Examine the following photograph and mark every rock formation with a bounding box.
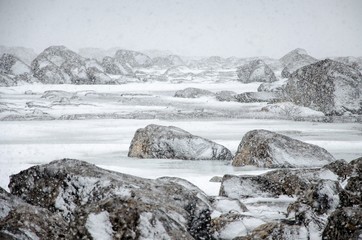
[128,124,233,160]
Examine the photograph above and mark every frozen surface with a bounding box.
[0,83,362,195]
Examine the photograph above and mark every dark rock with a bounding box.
[284,59,362,115]
[0,187,68,239]
[232,129,335,168]
[9,159,214,239]
[322,207,362,240]
[174,87,215,98]
[236,59,277,83]
[323,159,353,180]
[128,124,233,160]
[209,176,223,182]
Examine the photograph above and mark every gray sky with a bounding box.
[0,0,361,58]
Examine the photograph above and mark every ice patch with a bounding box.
[85,211,114,240]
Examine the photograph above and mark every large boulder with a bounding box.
[114,49,152,68]
[284,59,362,115]
[0,53,34,85]
[236,59,277,83]
[279,48,318,78]
[174,87,215,98]
[8,159,214,239]
[232,129,335,168]
[128,124,233,160]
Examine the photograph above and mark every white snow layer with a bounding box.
[85,211,114,240]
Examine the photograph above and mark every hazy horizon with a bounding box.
[1,0,361,59]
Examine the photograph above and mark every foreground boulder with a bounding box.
[284,59,362,115]
[128,124,233,160]
[8,159,214,239]
[232,129,335,168]
[237,59,277,83]
[0,187,68,239]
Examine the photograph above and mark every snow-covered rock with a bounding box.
[322,207,362,240]
[257,79,288,92]
[0,53,34,85]
[261,102,325,119]
[174,87,215,98]
[101,56,133,75]
[128,124,233,160]
[152,55,185,68]
[280,48,318,78]
[235,92,284,103]
[333,56,362,72]
[236,59,277,83]
[0,45,37,65]
[9,159,214,239]
[215,91,237,102]
[0,187,68,239]
[32,46,115,84]
[0,72,16,87]
[114,49,152,68]
[232,129,335,168]
[284,59,362,115]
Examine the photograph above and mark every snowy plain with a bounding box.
[1,82,362,197]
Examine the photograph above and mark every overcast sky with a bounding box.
[0,0,361,58]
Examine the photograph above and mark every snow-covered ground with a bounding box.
[1,82,362,196]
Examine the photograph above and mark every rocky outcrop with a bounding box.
[257,79,288,92]
[232,129,335,168]
[101,56,133,75]
[0,53,34,85]
[174,87,215,98]
[333,56,362,72]
[31,46,115,84]
[236,59,277,83]
[114,49,152,68]
[284,59,362,115]
[8,159,214,239]
[128,124,233,160]
[280,48,318,78]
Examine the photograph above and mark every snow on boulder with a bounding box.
[235,92,284,103]
[261,102,325,119]
[322,207,362,240]
[101,56,133,75]
[257,79,288,92]
[232,129,335,168]
[128,124,233,160]
[9,159,214,239]
[284,59,362,115]
[174,87,215,98]
[114,49,153,68]
[236,59,277,83]
[279,48,318,78]
[0,187,68,239]
[0,53,34,85]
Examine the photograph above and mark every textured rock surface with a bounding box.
[114,49,152,68]
[322,207,362,240]
[232,129,335,168]
[280,48,318,78]
[174,87,215,98]
[284,59,362,115]
[128,124,233,160]
[235,92,284,103]
[0,187,69,239]
[8,159,214,239]
[236,59,277,83]
[215,91,237,102]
